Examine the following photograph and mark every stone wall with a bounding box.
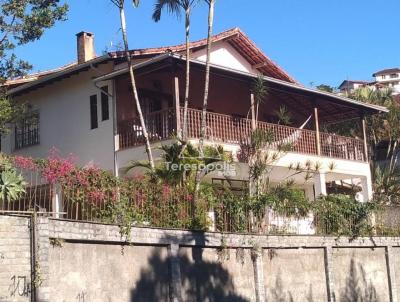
[49,243,170,301]
[2,215,400,301]
[332,247,389,301]
[0,216,31,302]
[263,248,328,301]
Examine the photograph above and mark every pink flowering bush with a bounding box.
[41,156,75,184]
[13,156,37,170]
[5,152,214,230]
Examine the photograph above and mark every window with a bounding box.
[390,73,398,79]
[101,86,109,121]
[90,95,98,129]
[382,75,386,80]
[15,111,40,149]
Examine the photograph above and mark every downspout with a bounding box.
[111,80,118,177]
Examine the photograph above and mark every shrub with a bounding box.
[313,194,376,237]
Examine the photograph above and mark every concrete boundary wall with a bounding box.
[0,216,32,302]
[2,216,400,301]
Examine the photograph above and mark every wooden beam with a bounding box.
[250,93,256,130]
[272,89,312,117]
[361,115,369,162]
[253,62,267,69]
[173,76,181,139]
[314,107,321,156]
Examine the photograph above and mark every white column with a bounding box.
[51,183,63,218]
[360,174,373,203]
[314,172,327,198]
[207,211,216,232]
[304,186,315,201]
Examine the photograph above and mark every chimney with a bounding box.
[76,31,95,64]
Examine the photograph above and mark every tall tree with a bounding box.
[349,87,400,203]
[0,0,68,134]
[111,0,155,171]
[194,0,215,201]
[198,0,215,158]
[152,0,197,141]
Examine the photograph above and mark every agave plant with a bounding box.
[0,169,27,203]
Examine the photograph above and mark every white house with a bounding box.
[373,68,400,95]
[2,28,388,203]
[338,80,371,95]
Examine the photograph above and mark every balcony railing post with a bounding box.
[314,107,321,156]
[173,76,181,139]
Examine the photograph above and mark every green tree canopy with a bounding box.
[316,84,335,93]
[0,0,68,133]
[348,87,400,203]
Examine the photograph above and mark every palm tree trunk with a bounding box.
[198,0,215,158]
[194,0,215,202]
[182,7,191,141]
[118,5,155,171]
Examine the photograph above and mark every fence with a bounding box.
[2,159,399,236]
[2,172,399,236]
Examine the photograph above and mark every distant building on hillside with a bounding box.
[373,68,400,95]
[338,80,371,94]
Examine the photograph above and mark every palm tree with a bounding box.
[198,0,215,158]
[111,0,155,171]
[152,0,198,141]
[194,0,215,202]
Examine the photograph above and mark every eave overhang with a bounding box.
[93,53,388,116]
[7,55,112,96]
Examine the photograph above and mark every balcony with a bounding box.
[117,107,366,162]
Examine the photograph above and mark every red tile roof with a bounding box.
[109,27,297,83]
[5,62,76,88]
[5,27,296,88]
[373,68,400,77]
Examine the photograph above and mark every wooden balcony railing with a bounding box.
[117,107,366,162]
[320,132,365,161]
[118,108,175,149]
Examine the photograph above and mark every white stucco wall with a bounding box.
[375,73,400,82]
[1,63,116,171]
[375,72,400,94]
[193,41,259,74]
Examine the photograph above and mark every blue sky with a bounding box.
[14,0,400,88]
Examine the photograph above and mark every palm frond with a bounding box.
[251,75,268,105]
[110,0,123,8]
[124,161,152,174]
[275,105,292,125]
[152,0,182,22]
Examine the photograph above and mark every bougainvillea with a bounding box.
[13,156,37,170]
[1,153,384,237]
